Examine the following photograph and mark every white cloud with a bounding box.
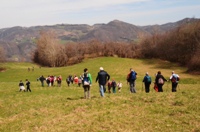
[0,0,199,28]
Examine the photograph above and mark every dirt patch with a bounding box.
[0,67,6,72]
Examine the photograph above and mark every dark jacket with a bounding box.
[26,81,30,87]
[39,76,46,82]
[19,82,24,86]
[155,74,167,85]
[96,70,110,85]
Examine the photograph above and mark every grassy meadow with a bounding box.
[0,57,200,132]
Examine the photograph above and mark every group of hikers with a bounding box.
[37,75,62,87]
[19,67,180,99]
[128,69,180,93]
[18,79,31,92]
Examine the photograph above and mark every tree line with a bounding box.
[32,31,139,67]
[140,21,200,72]
[32,21,200,72]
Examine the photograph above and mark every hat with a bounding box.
[100,67,104,70]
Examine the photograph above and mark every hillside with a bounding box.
[0,57,200,131]
[0,18,199,62]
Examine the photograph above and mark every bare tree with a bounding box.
[0,46,5,62]
[34,31,68,67]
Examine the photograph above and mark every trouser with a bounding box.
[99,85,105,97]
[83,85,90,99]
[19,89,26,92]
[108,86,111,93]
[145,83,150,93]
[130,80,136,93]
[41,81,44,87]
[112,86,116,93]
[27,87,31,92]
[118,87,121,92]
[157,84,163,92]
[172,83,178,92]
[67,82,70,86]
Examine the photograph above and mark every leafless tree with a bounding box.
[0,46,5,62]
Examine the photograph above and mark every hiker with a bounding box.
[142,72,152,93]
[38,75,46,87]
[26,79,31,92]
[128,68,137,93]
[19,80,25,92]
[78,75,82,87]
[50,76,54,86]
[111,79,117,93]
[82,68,92,99]
[96,67,110,97]
[155,71,167,92]
[46,76,51,86]
[70,75,74,84]
[74,75,78,84]
[117,81,123,93]
[66,76,71,87]
[57,75,62,87]
[107,80,112,93]
[169,71,180,92]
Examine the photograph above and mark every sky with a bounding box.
[0,0,200,29]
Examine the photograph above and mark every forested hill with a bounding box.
[0,17,199,62]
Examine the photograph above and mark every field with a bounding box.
[0,57,200,132]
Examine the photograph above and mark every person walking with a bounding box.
[111,79,117,93]
[66,76,71,87]
[155,71,167,92]
[19,80,25,92]
[142,72,152,93]
[26,79,31,92]
[128,68,137,93]
[78,75,82,87]
[57,75,62,87]
[96,67,110,97]
[117,81,123,93]
[107,80,112,93]
[39,75,46,87]
[82,68,92,99]
[169,71,180,92]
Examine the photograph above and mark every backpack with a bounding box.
[131,71,136,80]
[126,73,130,82]
[171,75,180,83]
[112,81,117,87]
[158,78,164,84]
[83,73,90,85]
[177,76,180,81]
[146,76,151,83]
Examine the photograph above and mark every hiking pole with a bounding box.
[178,83,180,91]
[167,81,169,92]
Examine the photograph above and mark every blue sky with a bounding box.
[0,0,200,29]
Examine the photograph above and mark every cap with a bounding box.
[100,67,104,70]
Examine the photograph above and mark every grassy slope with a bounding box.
[0,57,200,132]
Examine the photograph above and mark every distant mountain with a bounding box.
[81,20,150,42]
[0,18,199,62]
[140,18,199,35]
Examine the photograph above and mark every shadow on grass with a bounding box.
[66,96,98,100]
[141,59,181,69]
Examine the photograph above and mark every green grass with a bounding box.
[0,57,200,132]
